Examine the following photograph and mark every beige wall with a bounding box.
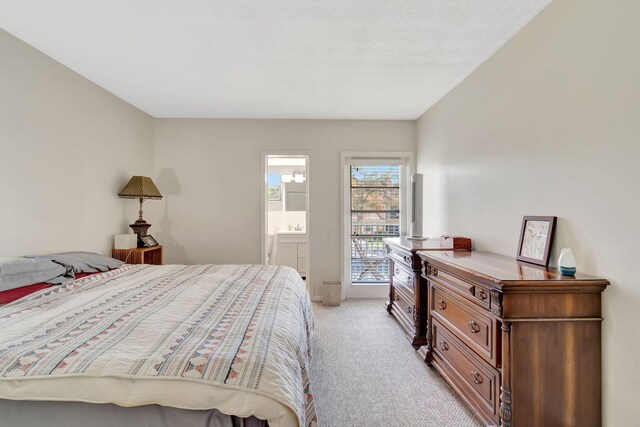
[415,0,640,424]
[152,119,415,299]
[0,29,154,256]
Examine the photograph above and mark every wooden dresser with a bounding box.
[418,250,609,427]
[383,238,469,355]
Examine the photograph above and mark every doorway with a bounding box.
[262,153,311,296]
[341,152,413,299]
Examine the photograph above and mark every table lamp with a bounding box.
[118,176,163,242]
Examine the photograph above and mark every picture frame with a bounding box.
[140,235,159,247]
[516,216,557,266]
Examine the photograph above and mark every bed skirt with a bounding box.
[0,399,268,427]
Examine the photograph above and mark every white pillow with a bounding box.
[0,257,66,292]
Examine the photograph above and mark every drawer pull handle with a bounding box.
[471,371,483,384]
[468,320,480,333]
[395,267,400,275]
[439,341,449,351]
[477,289,488,300]
[404,255,411,265]
[406,306,413,314]
[432,268,438,277]
[406,276,413,286]
[437,300,447,310]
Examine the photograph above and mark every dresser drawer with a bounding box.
[394,285,415,320]
[389,248,416,270]
[391,285,415,336]
[392,264,415,296]
[431,283,496,365]
[427,264,491,310]
[432,319,500,423]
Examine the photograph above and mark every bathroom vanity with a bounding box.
[274,231,307,278]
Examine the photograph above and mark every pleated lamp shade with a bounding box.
[118,176,163,200]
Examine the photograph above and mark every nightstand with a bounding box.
[111,246,163,265]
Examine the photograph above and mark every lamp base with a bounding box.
[129,220,151,247]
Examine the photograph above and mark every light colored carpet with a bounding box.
[309,299,483,427]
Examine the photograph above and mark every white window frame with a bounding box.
[340,151,414,300]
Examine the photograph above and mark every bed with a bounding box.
[0,263,316,427]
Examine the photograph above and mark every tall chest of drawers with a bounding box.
[383,238,469,355]
[418,250,609,427]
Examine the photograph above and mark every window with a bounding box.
[350,164,400,283]
[267,173,281,201]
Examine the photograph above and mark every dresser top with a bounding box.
[383,237,455,252]
[419,250,609,287]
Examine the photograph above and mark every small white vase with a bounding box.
[558,248,577,276]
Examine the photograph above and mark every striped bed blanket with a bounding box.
[0,264,316,427]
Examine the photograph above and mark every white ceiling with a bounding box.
[0,1,551,119]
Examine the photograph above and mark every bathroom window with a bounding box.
[267,173,281,201]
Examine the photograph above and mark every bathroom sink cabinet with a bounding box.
[275,233,307,278]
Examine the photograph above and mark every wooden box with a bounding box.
[439,235,472,250]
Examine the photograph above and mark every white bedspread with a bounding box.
[0,264,316,427]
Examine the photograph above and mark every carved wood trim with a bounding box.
[499,321,512,427]
[425,278,434,365]
[425,319,433,365]
[491,289,503,317]
[420,258,428,277]
[426,264,433,276]
[386,259,394,314]
[499,388,512,427]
